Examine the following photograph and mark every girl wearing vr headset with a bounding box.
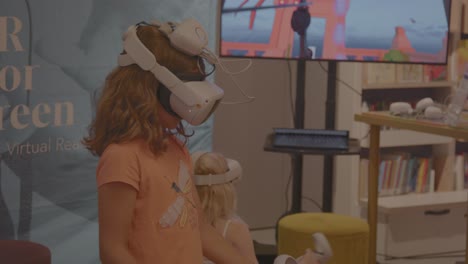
[193,152,325,264]
[83,20,252,264]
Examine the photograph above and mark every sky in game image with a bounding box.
[220,0,450,64]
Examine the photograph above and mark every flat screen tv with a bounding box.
[219,0,452,64]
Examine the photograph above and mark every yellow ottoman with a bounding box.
[277,213,369,264]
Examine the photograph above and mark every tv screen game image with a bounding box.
[219,0,451,64]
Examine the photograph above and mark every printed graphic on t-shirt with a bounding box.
[159,160,198,229]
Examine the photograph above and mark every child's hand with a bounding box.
[296,249,319,264]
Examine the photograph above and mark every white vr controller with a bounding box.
[274,233,333,264]
[389,97,444,120]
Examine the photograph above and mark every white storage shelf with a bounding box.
[360,129,453,148]
[376,201,466,258]
[360,190,468,214]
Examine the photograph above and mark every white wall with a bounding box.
[213,59,329,228]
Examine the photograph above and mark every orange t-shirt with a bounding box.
[97,136,203,264]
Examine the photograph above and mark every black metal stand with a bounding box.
[290,59,306,213]
[270,2,354,215]
[268,59,360,243]
[274,60,355,214]
[291,61,337,213]
[289,0,309,214]
[323,61,338,212]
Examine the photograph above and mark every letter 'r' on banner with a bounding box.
[0,16,24,52]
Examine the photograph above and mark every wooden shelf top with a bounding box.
[360,129,452,148]
[355,112,468,141]
[362,81,455,90]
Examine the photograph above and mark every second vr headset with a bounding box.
[191,151,242,186]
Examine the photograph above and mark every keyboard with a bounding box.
[272,128,349,150]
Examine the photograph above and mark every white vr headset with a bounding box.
[192,151,242,186]
[118,18,224,126]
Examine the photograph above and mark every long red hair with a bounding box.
[83,25,200,156]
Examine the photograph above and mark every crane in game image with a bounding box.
[220,0,450,64]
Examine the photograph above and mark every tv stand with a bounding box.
[265,0,360,216]
[264,60,360,215]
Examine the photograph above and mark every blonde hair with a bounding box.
[194,152,238,226]
[83,25,202,156]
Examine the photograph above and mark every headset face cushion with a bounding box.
[157,84,179,118]
[156,73,204,118]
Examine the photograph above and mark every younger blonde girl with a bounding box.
[193,151,258,264]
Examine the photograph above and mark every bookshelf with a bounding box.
[333,25,467,262]
[332,1,468,263]
[354,112,468,263]
[333,61,459,210]
[333,57,468,264]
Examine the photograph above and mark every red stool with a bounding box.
[0,240,51,264]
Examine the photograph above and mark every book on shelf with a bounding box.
[455,154,464,191]
[393,157,405,194]
[365,63,396,84]
[378,159,388,194]
[416,158,425,193]
[455,153,468,190]
[396,64,423,83]
[451,153,468,191]
[447,153,468,191]
[359,153,438,198]
[455,39,468,79]
[402,157,416,194]
[423,65,448,82]
[395,158,408,195]
[409,158,419,193]
[365,101,391,112]
[429,170,436,193]
[433,155,455,192]
[381,159,393,196]
[416,158,432,193]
